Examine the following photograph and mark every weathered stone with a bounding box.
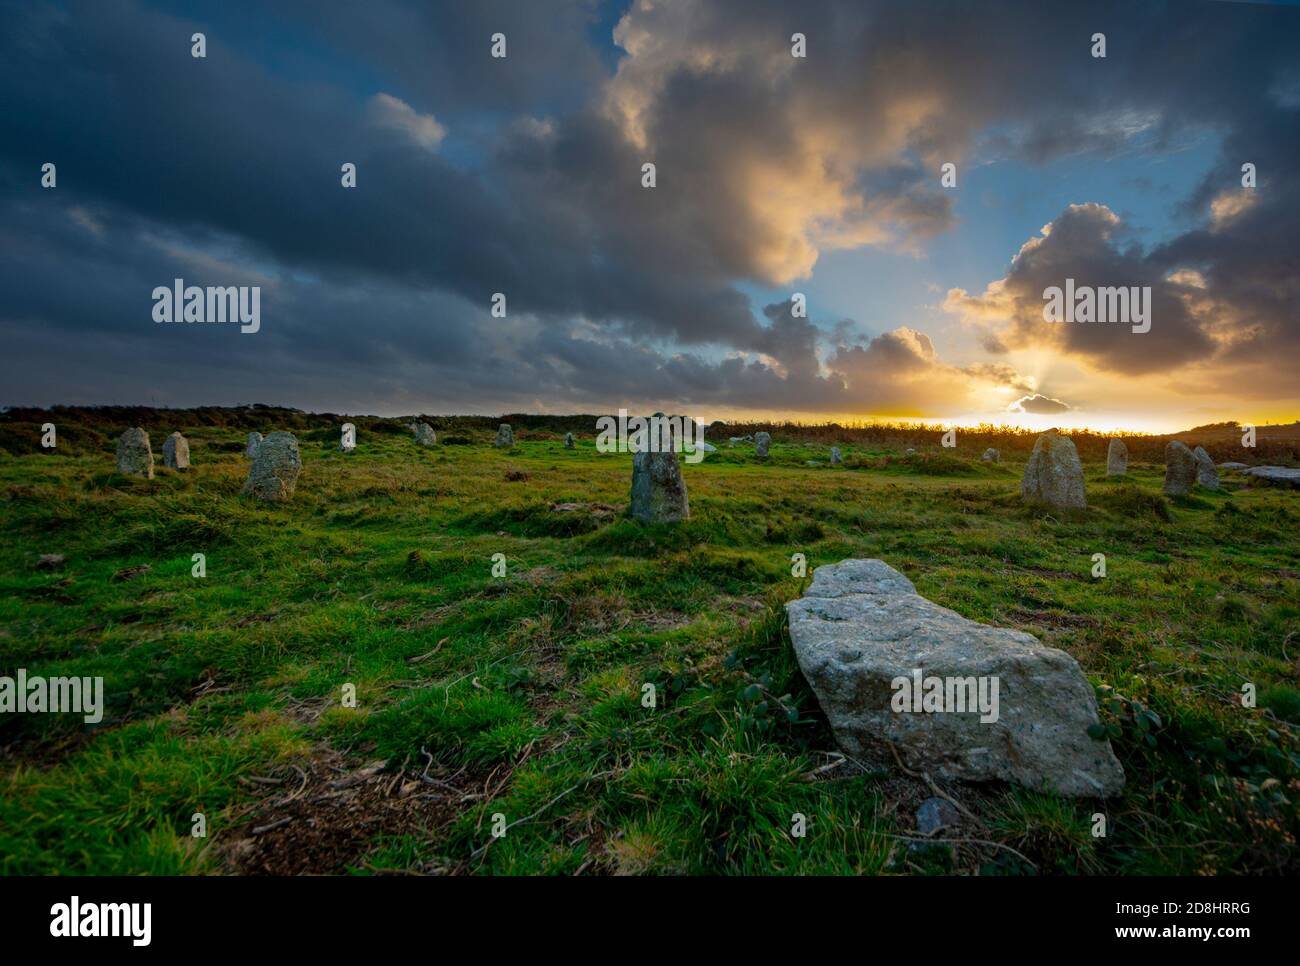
[1106,438,1128,476]
[630,449,689,523]
[697,441,717,454]
[413,422,436,446]
[112,564,151,581]
[246,432,263,458]
[495,423,514,448]
[786,559,1124,797]
[754,431,771,459]
[1219,462,1248,471]
[1241,466,1300,488]
[1193,446,1219,490]
[115,428,154,478]
[1020,430,1086,510]
[241,431,301,502]
[981,448,999,463]
[1163,441,1197,496]
[340,423,356,453]
[831,447,842,465]
[564,432,575,449]
[728,435,753,447]
[36,553,65,570]
[905,448,916,456]
[162,431,190,470]
[916,797,963,836]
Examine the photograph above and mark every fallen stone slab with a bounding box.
[786,559,1124,797]
[1241,466,1300,488]
[1219,462,1248,471]
[551,501,618,515]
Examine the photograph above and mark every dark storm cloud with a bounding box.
[1,0,1297,413]
[945,202,1218,374]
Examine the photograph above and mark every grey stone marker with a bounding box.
[162,431,190,470]
[1106,438,1128,476]
[116,428,154,478]
[1241,466,1300,488]
[1163,441,1197,496]
[246,432,263,458]
[630,449,689,523]
[1020,429,1086,510]
[241,431,301,502]
[754,431,771,459]
[495,423,514,448]
[830,447,842,465]
[340,422,356,453]
[1192,446,1219,490]
[564,432,575,449]
[981,447,999,463]
[413,422,436,446]
[786,559,1125,797]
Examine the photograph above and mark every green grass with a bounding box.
[1,421,1298,874]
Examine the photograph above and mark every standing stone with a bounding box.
[241,431,301,502]
[981,448,999,463]
[115,428,154,478]
[495,423,514,448]
[564,432,575,449]
[785,559,1125,797]
[1020,430,1086,510]
[1193,446,1219,490]
[413,422,436,447]
[1106,438,1128,476]
[1163,441,1197,496]
[340,423,356,453]
[830,447,842,465]
[162,432,190,470]
[630,450,689,523]
[246,432,263,458]
[754,431,771,459]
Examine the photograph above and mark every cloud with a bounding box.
[367,94,446,151]
[0,0,1296,418]
[1011,393,1071,415]
[944,203,1218,375]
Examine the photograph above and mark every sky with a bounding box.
[1,0,1298,433]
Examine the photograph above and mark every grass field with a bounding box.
[2,412,1298,875]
